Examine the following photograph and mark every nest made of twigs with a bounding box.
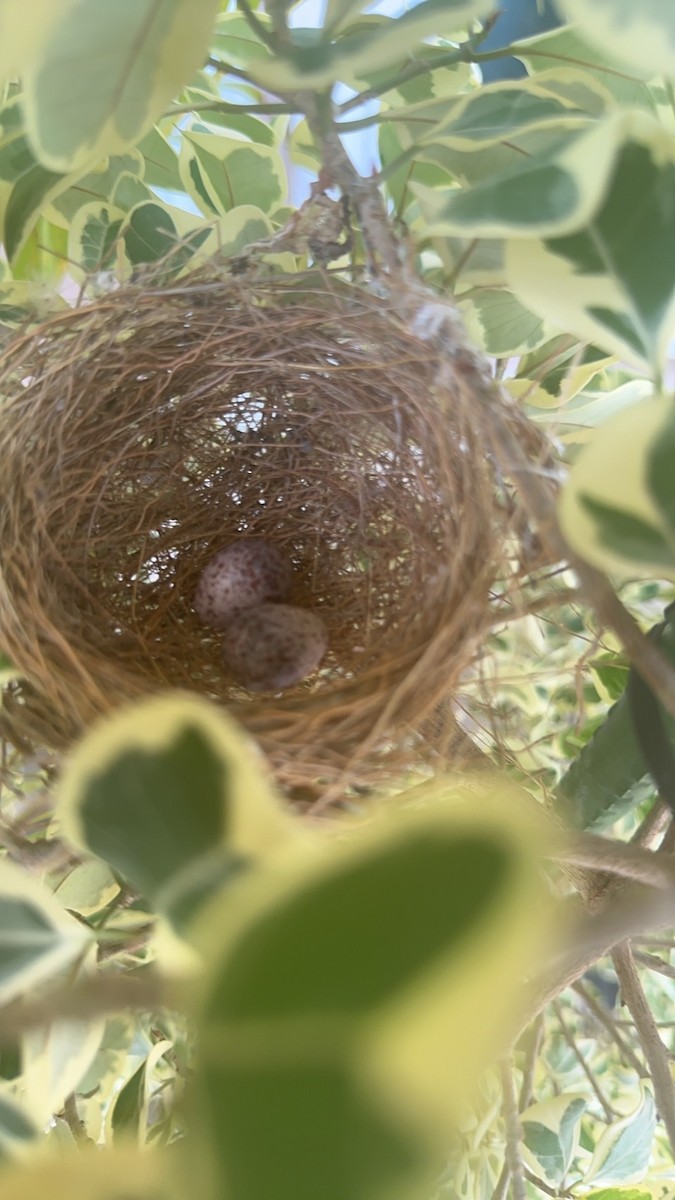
[0,267,544,794]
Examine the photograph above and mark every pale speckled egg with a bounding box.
[194,539,292,629]
[221,603,328,692]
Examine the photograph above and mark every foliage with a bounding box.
[0,1,674,1199]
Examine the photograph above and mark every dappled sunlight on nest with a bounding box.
[0,268,551,796]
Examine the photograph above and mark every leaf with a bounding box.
[180,131,285,216]
[0,1094,38,1154]
[0,1147,167,1200]
[110,1039,172,1142]
[136,127,182,192]
[0,859,92,1004]
[416,70,604,151]
[583,1089,656,1188]
[54,860,120,917]
[24,0,221,172]
[0,0,79,84]
[123,201,181,265]
[528,379,652,445]
[557,0,675,80]
[505,116,675,373]
[188,783,553,1200]
[249,0,492,91]
[57,692,301,928]
[22,1013,106,1127]
[210,10,274,72]
[512,25,657,109]
[458,288,548,357]
[47,151,144,225]
[67,201,125,276]
[521,1094,587,1184]
[558,394,675,580]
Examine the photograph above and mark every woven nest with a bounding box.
[0,269,545,795]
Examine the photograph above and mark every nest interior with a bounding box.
[0,271,534,792]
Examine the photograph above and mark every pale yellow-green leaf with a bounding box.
[54,859,120,917]
[0,858,92,1004]
[558,393,675,578]
[0,1146,168,1200]
[24,0,221,173]
[530,378,652,444]
[558,0,675,80]
[22,1012,105,1126]
[181,130,285,216]
[0,0,79,83]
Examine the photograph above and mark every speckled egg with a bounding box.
[221,603,328,692]
[194,539,292,629]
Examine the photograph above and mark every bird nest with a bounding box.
[0,269,546,796]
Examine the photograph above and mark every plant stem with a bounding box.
[499,1057,527,1200]
[612,944,675,1157]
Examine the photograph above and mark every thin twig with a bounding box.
[633,948,675,982]
[61,1092,90,1145]
[631,798,671,847]
[523,1166,570,1197]
[0,972,166,1037]
[572,980,647,1077]
[499,1057,527,1200]
[237,0,277,51]
[552,999,615,1120]
[518,1012,545,1111]
[612,944,675,1157]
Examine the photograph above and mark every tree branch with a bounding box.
[612,944,675,1156]
[0,971,167,1038]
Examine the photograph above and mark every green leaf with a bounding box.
[136,127,182,192]
[211,10,274,71]
[249,0,492,91]
[58,693,300,924]
[458,288,547,357]
[24,0,221,172]
[48,152,144,225]
[557,0,675,80]
[67,201,124,275]
[181,131,285,216]
[0,1147,167,1200]
[123,201,179,265]
[189,789,553,1200]
[512,25,657,109]
[521,1094,586,1184]
[583,1088,655,1188]
[110,1040,172,1142]
[505,117,675,372]
[54,860,120,917]
[0,1095,38,1152]
[0,860,91,1004]
[559,394,675,580]
[416,70,603,151]
[22,1014,105,1129]
[555,618,675,830]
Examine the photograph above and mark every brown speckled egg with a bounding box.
[194,539,292,629]
[221,603,328,692]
